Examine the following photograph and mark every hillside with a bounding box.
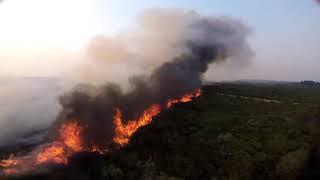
[5,82,320,180]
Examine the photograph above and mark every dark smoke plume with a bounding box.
[57,9,253,149]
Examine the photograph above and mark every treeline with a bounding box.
[7,83,320,180]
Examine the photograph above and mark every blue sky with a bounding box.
[96,0,319,34]
[92,0,320,81]
[0,0,319,81]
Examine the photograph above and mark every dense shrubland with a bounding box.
[6,82,320,180]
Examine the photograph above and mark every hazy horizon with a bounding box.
[1,0,320,82]
[0,1,319,178]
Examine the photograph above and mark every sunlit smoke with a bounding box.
[0,8,253,176]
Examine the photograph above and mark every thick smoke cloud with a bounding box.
[74,9,253,87]
[59,9,253,148]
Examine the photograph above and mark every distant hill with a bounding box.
[204,79,293,85]
[299,80,320,86]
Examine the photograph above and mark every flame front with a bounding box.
[0,121,87,175]
[35,121,83,165]
[0,89,202,175]
[114,89,201,145]
[113,104,162,145]
[167,89,202,108]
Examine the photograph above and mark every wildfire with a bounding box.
[59,121,83,152]
[113,89,202,145]
[113,104,161,145]
[35,121,84,165]
[0,88,202,175]
[0,154,18,168]
[36,143,67,165]
[167,89,202,108]
[0,121,87,175]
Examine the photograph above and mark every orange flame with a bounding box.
[114,104,161,145]
[35,121,84,165]
[36,143,67,165]
[1,88,202,175]
[0,121,86,175]
[167,89,202,108]
[60,121,83,152]
[0,154,18,168]
[113,89,201,145]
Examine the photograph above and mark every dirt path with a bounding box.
[216,93,282,103]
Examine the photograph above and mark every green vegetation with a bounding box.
[212,81,320,104]
[102,82,320,180]
[5,82,320,180]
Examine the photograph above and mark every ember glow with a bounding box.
[90,145,104,154]
[0,154,18,168]
[0,89,202,175]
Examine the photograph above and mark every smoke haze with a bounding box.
[0,8,254,175]
[0,78,61,146]
[0,9,253,149]
[59,8,253,148]
[73,9,253,88]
